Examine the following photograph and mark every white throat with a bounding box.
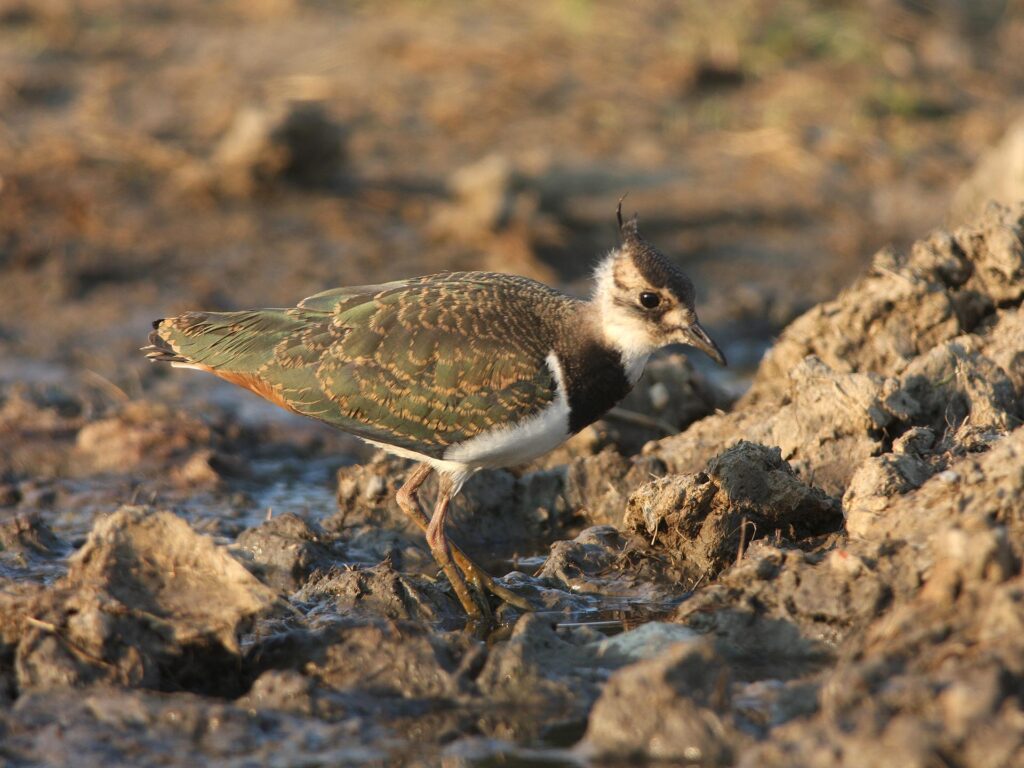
[592,253,652,385]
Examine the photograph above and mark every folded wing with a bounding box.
[147,273,563,458]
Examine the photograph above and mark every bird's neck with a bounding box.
[586,255,652,385]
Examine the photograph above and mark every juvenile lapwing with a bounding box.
[143,206,725,617]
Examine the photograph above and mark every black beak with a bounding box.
[681,322,727,366]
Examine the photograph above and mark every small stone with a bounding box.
[826,549,867,576]
[648,382,670,411]
[590,622,699,665]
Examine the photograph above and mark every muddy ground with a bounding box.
[3,2,1024,766]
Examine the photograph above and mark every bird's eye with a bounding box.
[639,291,661,309]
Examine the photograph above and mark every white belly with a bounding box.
[363,351,571,481]
[443,350,571,468]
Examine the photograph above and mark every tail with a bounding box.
[142,309,317,411]
[144,309,302,366]
[148,306,318,370]
[142,319,192,365]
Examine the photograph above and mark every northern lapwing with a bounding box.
[143,206,725,617]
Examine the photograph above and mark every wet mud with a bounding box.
[1,204,1022,765]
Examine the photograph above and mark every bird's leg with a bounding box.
[425,473,488,618]
[396,464,531,612]
[395,462,434,527]
[396,464,484,586]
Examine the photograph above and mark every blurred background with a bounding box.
[1,0,1022,403]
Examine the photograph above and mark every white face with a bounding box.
[594,252,692,349]
[592,247,724,373]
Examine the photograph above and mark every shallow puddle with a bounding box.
[242,455,350,530]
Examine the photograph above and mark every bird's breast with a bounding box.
[559,341,635,434]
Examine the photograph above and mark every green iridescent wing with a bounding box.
[154,273,565,457]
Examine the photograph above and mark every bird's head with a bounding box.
[592,205,726,375]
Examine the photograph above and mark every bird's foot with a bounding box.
[452,549,532,613]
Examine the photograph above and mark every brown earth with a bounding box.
[2,2,1024,766]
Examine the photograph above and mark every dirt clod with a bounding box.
[236,512,346,592]
[15,506,278,696]
[625,442,842,586]
[188,100,347,196]
[582,640,743,765]
[294,561,461,624]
